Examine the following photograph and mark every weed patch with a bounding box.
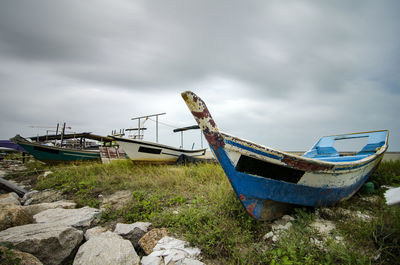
[28,159,400,264]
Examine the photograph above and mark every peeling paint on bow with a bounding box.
[182,91,225,150]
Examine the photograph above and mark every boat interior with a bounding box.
[303,130,388,163]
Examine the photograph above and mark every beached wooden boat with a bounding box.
[110,136,206,164]
[11,135,101,163]
[182,91,389,220]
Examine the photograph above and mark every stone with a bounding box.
[114,222,152,248]
[0,223,83,265]
[0,192,20,205]
[359,195,381,204]
[147,236,202,265]
[265,215,294,243]
[0,204,33,231]
[140,255,163,265]
[263,231,274,241]
[310,238,324,250]
[43,171,53,177]
[34,206,101,229]
[354,211,373,221]
[100,190,132,211]
[23,189,66,205]
[23,200,76,216]
[271,221,292,232]
[0,246,43,265]
[73,231,140,265]
[180,258,206,265]
[138,228,168,255]
[310,218,336,235]
[84,226,109,241]
[22,190,39,205]
[281,215,295,222]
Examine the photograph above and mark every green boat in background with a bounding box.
[11,134,106,163]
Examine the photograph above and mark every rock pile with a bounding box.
[263,214,294,242]
[0,189,205,265]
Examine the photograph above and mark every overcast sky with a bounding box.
[0,0,399,152]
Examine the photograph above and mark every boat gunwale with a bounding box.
[220,131,388,170]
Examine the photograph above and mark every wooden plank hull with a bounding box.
[111,137,206,164]
[15,142,100,163]
[181,91,388,220]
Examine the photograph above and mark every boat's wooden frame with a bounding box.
[182,91,389,220]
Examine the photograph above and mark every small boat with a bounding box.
[110,136,206,164]
[181,91,389,220]
[0,140,26,152]
[10,134,104,163]
[111,113,206,164]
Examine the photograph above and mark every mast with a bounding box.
[131,113,166,142]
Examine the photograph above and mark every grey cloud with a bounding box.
[0,0,399,150]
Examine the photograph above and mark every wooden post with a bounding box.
[60,122,66,147]
[54,123,59,146]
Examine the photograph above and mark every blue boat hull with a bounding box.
[213,144,382,219]
[181,91,388,220]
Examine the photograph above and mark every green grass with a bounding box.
[370,160,400,191]
[8,160,398,264]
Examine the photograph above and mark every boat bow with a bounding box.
[181,91,225,151]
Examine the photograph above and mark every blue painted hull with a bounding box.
[213,144,382,219]
[181,91,388,220]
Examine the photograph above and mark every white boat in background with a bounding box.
[111,136,206,164]
[111,113,206,164]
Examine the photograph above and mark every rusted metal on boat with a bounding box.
[181,91,389,221]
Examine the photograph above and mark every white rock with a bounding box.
[281,215,294,222]
[153,236,187,251]
[0,223,83,265]
[85,226,109,240]
[179,258,206,265]
[34,206,100,229]
[310,238,324,249]
[354,211,372,221]
[23,200,76,216]
[310,218,336,235]
[24,198,33,206]
[73,231,140,265]
[115,222,152,235]
[141,255,163,265]
[263,231,274,241]
[43,171,53,177]
[23,189,66,205]
[147,236,201,265]
[22,190,39,203]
